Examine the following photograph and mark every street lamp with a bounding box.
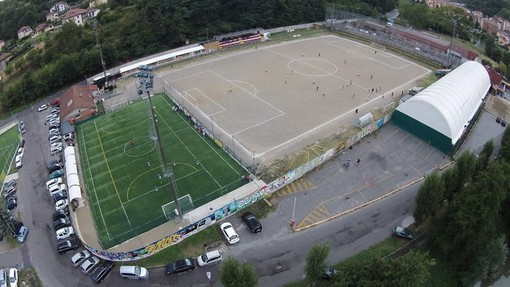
[136,65,182,218]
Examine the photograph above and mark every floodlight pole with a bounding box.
[93,19,109,87]
[137,66,182,219]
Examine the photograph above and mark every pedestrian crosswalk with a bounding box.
[276,178,316,196]
[296,205,330,229]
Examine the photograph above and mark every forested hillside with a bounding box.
[0,0,398,112]
[461,0,510,18]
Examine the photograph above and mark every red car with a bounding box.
[50,99,60,106]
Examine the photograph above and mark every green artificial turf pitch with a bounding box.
[77,94,246,249]
[0,125,21,182]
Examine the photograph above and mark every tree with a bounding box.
[305,242,330,285]
[500,127,510,162]
[474,140,494,177]
[220,257,258,287]
[334,251,434,287]
[414,171,445,224]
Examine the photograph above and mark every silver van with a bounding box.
[119,265,149,280]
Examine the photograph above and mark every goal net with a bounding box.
[161,194,194,220]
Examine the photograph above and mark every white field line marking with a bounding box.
[81,124,111,239]
[93,121,135,233]
[156,98,222,188]
[186,88,226,116]
[208,70,285,114]
[161,96,241,176]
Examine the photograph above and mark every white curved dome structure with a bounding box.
[392,61,490,154]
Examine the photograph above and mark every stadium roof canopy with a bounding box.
[395,61,490,145]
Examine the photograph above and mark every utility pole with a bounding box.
[136,66,182,218]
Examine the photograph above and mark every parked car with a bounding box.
[53,217,71,230]
[38,104,48,112]
[71,250,91,267]
[50,142,63,149]
[392,226,413,240]
[3,186,16,198]
[220,222,240,244]
[52,210,68,221]
[48,134,62,143]
[50,145,63,155]
[46,114,58,121]
[46,177,63,189]
[55,199,68,211]
[16,147,24,158]
[47,163,62,173]
[5,196,17,210]
[48,184,61,196]
[321,267,340,280]
[50,108,60,114]
[56,226,74,240]
[57,238,80,254]
[16,226,28,243]
[50,99,60,107]
[49,169,65,179]
[80,256,100,274]
[4,179,16,189]
[0,269,6,287]
[241,212,263,233]
[90,261,114,283]
[52,192,67,203]
[165,258,196,275]
[197,250,223,267]
[119,265,149,280]
[14,155,22,169]
[8,268,17,287]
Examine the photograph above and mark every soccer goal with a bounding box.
[161,194,195,220]
[370,42,386,52]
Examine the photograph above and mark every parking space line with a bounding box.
[398,133,409,144]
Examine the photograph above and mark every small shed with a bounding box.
[354,113,374,128]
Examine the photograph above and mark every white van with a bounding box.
[119,266,149,280]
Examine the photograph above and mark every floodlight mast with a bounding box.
[136,65,182,219]
[93,19,109,88]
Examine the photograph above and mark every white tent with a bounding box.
[64,146,84,208]
[395,61,490,145]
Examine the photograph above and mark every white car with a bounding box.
[197,250,223,267]
[38,104,48,112]
[46,114,58,121]
[51,142,63,148]
[49,135,62,144]
[16,147,24,158]
[56,226,74,240]
[14,155,22,169]
[8,268,17,287]
[55,199,68,211]
[220,222,240,245]
[80,256,100,274]
[46,177,63,189]
[49,184,67,196]
[50,145,63,155]
[71,250,91,267]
